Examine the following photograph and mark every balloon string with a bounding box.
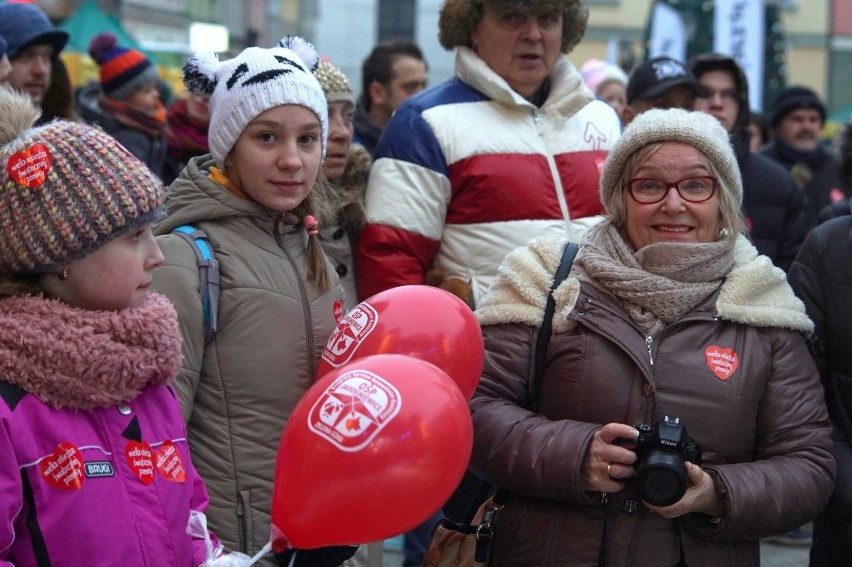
[242,542,273,566]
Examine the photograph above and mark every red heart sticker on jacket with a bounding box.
[154,440,186,483]
[38,442,84,490]
[6,143,52,188]
[125,441,155,485]
[704,345,739,380]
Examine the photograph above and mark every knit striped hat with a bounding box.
[88,33,159,100]
[0,87,163,275]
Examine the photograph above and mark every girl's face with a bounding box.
[225,105,323,212]
[43,224,164,311]
[125,81,161,112]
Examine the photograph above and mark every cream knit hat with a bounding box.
[599,108,742,212]
[183,36,328,167]
[314,60,354,106]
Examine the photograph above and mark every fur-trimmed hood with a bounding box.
[476,235,813,334]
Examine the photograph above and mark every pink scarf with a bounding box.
[0,293,181,410]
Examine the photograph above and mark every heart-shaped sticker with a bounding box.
[704,345,739,380]
[154,440,186,483]
[6,143,52,188]
[125,440,155,485]
[38,442,84,490]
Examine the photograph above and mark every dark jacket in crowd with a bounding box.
[76,82,178,182]
[351,97,382,158]
[690,53,808,271]
[788,215,852,566]
[760,139,844,229]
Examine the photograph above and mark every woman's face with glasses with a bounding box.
[624,141,722,250]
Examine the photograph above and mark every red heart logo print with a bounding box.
[39,442,84,490]
[6,143,52,188]
[154,440,186,483]
[125,441,155,485]
[704,345,739,380]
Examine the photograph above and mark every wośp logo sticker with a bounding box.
[308,369,401,452]
[321,302,378,367]
[704,345,739,380]
[7,143,52,188]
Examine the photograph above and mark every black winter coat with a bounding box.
[788,216,852,565]
[761,141,844,229]
[742,151,808,271]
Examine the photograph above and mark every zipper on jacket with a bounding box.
[273,214,318,381]
[645,335,654,366]
[530,109,573,233]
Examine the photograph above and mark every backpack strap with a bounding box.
[171,225,220,345]
[525,241,579,412]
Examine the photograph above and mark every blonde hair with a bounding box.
[294,172,334,292]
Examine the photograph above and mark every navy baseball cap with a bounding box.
[627,56,699,104]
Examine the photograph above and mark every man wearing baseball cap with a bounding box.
[622,55,700,125]
[0,1,69,107]
[760,85,845,227]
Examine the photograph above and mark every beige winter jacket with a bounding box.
[152,155,345,563]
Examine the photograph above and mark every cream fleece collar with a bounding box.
[476,235,813,334]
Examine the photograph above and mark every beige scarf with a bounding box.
[573,222,735,336]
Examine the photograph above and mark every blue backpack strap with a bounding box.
[171,225,220,345]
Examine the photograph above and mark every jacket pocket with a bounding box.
[238,489,255,553]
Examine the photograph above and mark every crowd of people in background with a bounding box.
[1,0,852,565]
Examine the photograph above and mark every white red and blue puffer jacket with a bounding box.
[357,46,622,305]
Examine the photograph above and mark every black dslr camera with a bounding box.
[617,416,702,507]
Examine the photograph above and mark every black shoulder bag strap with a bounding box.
[525,240,580,411]
[455,241,580,524]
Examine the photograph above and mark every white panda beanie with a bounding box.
[183,36,328,168]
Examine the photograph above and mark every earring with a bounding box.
[58,268,68,281]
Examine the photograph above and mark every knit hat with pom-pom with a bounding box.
[0,87,163,275]
[88,33,159,100]
[182,36,328,167]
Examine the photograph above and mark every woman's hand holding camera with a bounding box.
[584,423,639,493]
[644,462,725,519]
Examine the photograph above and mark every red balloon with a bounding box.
[270,354,473,551]
[318,285,484,399]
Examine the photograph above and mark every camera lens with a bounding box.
[636,451,688,506]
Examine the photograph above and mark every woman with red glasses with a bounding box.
[468,108,834,566]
